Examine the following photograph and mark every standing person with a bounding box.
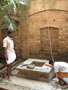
[3,30,16,79]
[49,59,68,85]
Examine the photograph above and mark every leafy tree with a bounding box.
[0,0,30,31]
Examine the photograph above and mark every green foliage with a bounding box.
[0,0,30,10]
[0,0,30,31]
[3,15,10,24]
[0,6,3,9]
[1,15,19,32]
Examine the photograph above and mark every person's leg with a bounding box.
[56,72,68,85]
[7,64,11,79]
[58,78,67,85]
[62,78,68,85]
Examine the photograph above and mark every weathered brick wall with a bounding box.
[29,0,68,15]
[28,0,68,61]
[0,28,3,58]
[18,6,29,59]
[0,15,4,59]
[0,0,68,61]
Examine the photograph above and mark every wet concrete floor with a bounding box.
[0,88,8,90]
[0,76,67,90]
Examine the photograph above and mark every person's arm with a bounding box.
[4,47,8,61]
[3,39,8,62]
[45,64,52,67]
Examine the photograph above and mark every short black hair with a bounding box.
[49,59,54,65]
[8,29,14,34]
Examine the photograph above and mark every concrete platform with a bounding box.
[17,58,52,82]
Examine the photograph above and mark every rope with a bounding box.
[47,21,54,60]
[45,0,56,61]
[45,13,54,61]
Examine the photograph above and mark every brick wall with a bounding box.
[29,0,68,15]
[28,0,68,61]
[0,0,68,61]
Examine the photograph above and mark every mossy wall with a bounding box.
[0,4,29,61]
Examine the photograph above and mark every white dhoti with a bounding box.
[6,50,16,64]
